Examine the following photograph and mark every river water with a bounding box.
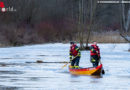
[0,43,130,90]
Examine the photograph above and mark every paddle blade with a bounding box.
[61,62,69,69]
[102,69,105,74]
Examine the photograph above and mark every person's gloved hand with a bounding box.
[96,51,98,54]
[70,57,72,62]
[77,53,80,56]
[99,56,101,59]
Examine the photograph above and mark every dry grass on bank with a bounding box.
[90,31,126,43]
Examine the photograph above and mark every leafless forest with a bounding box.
[0,0,130,48]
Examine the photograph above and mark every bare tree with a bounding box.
[85,0,97,49]
[119,0,130,51]
[77,0,85,49]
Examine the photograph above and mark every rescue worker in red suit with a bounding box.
[90,42,101,67]
[70,41,81,68]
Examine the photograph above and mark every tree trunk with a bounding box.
[119,0,130,51]
[78,0,84,49]
[85,0,97,48]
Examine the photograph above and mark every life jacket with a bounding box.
[70,44,78,56]
[90,44,100,56]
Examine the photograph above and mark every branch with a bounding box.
[120,33,130,43]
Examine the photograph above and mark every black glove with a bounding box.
[70,57,72,62]
[99,56,101,59]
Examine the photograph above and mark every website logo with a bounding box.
[0,1,16,12]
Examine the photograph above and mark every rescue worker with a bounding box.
[69,41,81,68]
[90,41,101,67]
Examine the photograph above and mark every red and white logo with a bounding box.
[0,1,6,12]
[0,1,16,12]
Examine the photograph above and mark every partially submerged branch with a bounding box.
[120,33,130,43]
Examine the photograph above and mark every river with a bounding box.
[0,43,130,90]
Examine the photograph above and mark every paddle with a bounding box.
[96,50,105,74]
[99,59,105,74]
[61,62,70,69]
[61,55,78,69]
